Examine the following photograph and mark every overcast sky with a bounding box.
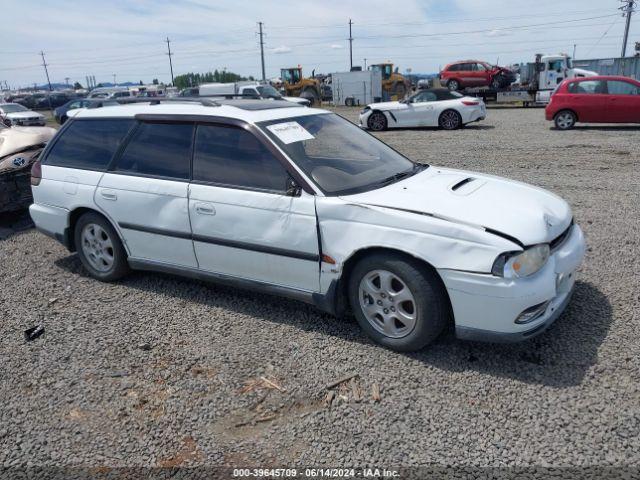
[0,0,637,88]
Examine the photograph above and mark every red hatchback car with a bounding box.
[546,75,640,130]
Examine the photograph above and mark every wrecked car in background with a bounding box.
[0,123,56,213]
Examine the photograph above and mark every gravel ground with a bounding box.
[0,107,639,476]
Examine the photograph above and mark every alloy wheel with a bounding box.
[440,110,460,130]
[555,112,575,130]
[358,269,417,339]
[81,223,115,272]
[368,112,386,131]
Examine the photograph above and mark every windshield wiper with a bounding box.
[374,163,427,187]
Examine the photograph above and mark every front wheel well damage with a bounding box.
[332,247,453,325]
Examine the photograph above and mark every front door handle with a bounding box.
[100,190,117,201]
[195,203,216,215]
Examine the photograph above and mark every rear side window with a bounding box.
[193,125,288,191]
[568,80,606,94]
[607,80,639,95]
[44,119,133,170]
[114,122,193,180]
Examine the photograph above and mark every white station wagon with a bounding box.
[30,99,585,351]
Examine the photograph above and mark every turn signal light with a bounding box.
[462,100,480,106]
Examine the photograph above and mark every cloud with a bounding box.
[329,44,343,49]
[486,29,512,37]
[272,45,292,54]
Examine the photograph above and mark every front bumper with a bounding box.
[439,224,586,343]
[358,109,373,128]
[13,118,46,126]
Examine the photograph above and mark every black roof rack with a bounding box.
[113,97,221,107]
[87,95,303,111]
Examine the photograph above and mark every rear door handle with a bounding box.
[100,190,117,201]
[195,203,216,215]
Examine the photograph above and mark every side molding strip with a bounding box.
[119,222,319,261]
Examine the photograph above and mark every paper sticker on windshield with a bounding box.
[266,121,314,144]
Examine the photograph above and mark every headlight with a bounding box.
[360,106,371,115]
[492,244,550,278]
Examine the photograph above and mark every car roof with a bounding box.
[71,99,327,124]
[565,75,639,82]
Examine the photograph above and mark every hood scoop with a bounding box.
[450,177,485,195]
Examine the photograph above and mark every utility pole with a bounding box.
[40,51,53,113]
[258,22,266,81]
[573,44,576,59]
[166,37,175,86]
[620,0,636,57]
[348,19,354,70]
[364,58,367,70]
[113,73,117,86]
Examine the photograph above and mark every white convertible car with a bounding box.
[30,99,584,351]
[359,88,486,131]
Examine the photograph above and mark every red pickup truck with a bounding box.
[440,60,516,91]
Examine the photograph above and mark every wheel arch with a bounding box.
[67,206,128,255]
[438,108,463,127]
[332,246,453,321]
[554,108,579,122]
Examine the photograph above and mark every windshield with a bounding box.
[258,113,424,195]
[1,104,28,113]
[257,85,282,99]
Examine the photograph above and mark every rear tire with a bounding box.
[439,109,462,130]
[74,212,129,282]
[348,253,449,352]
[554,110,577,130]
[446,79,460,91]
[367,111,388,131]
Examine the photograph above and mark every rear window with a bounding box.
[607,80,639,95]
[44,119,133,170]
[113,122,193,180]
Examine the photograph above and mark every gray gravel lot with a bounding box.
[0,106,639,475]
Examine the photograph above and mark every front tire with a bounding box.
[348,253,449,352]
[74,212,129,282]
[367,111,388,131]
[554,110,577,130]
[439,109,462,130]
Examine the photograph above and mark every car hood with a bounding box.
[6,111,44,119]
[283,96,307,104]
[341,167,572,246]
[0,126,57,159]
[365,101,404,111]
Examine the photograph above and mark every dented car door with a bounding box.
[188,124,320,292]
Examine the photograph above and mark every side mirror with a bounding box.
[285,177,302,197]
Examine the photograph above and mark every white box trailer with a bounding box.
[331,70,382,106]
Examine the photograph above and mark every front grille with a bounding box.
[550,220,574,252]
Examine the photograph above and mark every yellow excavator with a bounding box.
[280,67,322,106]
[369,63,411,100]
